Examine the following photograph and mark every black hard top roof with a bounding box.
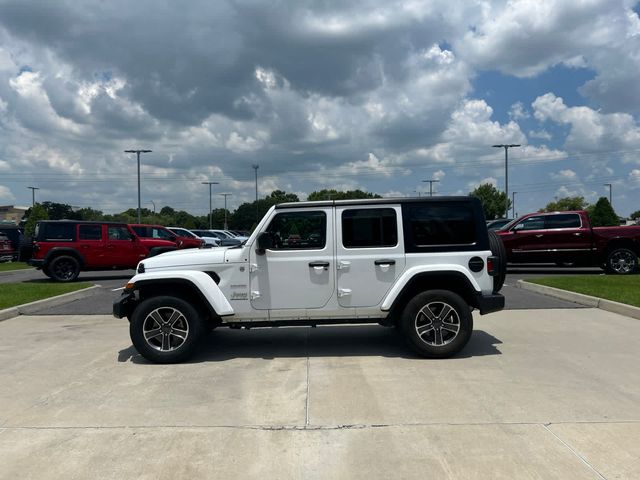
[37,220,127,226]
[275,196,474,209]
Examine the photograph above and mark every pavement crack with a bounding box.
[542,424,607,480]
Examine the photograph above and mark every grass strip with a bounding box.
[0,262,32,272]
[0,282,92,310]
[529,275,640,308]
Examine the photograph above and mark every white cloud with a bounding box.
[0,185,14,201]
[550,169,577,181]
[529,129,552,141]
[509,102,529,120]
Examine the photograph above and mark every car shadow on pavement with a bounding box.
[117,326,502,364]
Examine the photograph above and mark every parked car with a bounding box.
[0,233,15,262]
[114,196,506,363]
[486,218,513,230]
[130,224,203,249]
[221,229,249,241]
[191,229,241,247]
[497,210,640,274]
[26,221,179,282]
[168,227,218,248]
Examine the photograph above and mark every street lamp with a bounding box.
[511,191,517,219]
[149,200,156,214]
[252,164,259,223]
[124,149,152,223]
[219,193,232,230]
[603,183,612,207]
[492,144,521,218]
[422,179,440,197]
[27,186,40,207]
[202,181,219,229]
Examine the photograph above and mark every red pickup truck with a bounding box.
[497,211,640,274]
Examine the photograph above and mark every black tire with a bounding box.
[604,248,638,275]
[488,230,507,292]
[42,266,53,278]
[48,255,80,282]
[400,290,473,359]
[130,296,205,364]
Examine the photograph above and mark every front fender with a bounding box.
[129,270,234,316]
[380,265,481,311]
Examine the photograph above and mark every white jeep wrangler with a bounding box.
[114,197,506,363]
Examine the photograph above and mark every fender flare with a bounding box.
[129,270,234,316]
[44,247,85,267]
[380,265,481,311]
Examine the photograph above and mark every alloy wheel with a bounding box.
[143,307,190,352]
[414,301,461,347]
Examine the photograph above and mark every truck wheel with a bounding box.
[49,255,80,282]
[130,296,204,364]
[400,290,473,358]
[488,230,507,292]
[605,248,638,274]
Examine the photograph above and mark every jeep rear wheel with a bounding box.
[49,255,80,282]
[130,296,204,364]
[400,290,473,358]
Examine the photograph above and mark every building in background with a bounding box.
[0,205,28,224]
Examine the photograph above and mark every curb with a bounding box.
[0,285,101,322]
[517,280,640,320]
[0,267,36,277]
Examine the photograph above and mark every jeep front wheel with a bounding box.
[400,290,473,358]
[49,255,80,282]
[130,296,204,364]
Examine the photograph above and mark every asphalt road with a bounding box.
[0,263,603,315]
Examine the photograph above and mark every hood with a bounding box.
[140,247,228,271]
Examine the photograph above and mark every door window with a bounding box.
[516,215,545,231]
[266,211,326,249]
[79,225,102,240]
[544,214,581,229]
[342,208,397,248]
[108,226,132,240]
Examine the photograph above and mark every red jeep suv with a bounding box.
[27,221,179,282]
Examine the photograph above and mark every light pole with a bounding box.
[149,200,156,214]
[252,164,259,223]
[422,179,439,197]
[27,186,39,207]
[202,181,219,229]
[413,190,421,197]
[124,149,152,223]
[492,144,520,218]
[604,183,612,207]
[219,193,232,230]
[511,191,517,219]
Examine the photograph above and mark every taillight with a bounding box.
[33,242,40,252]
[487,256,496,276]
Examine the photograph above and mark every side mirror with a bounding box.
[256,232,273,255]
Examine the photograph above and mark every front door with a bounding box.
[250,208,334,313]
[335,205,405,307]
[104,225,146,268]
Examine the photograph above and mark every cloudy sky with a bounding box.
[1,0,640,217]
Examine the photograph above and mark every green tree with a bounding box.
[75,207,104,221]
[630,210,640,221]
[541,196,588,212]
[37,201,78,220]
[469,184,510,220]
[232,190,300,230]
[24,204,49,237]
[587,197,618,227]
[307,189,381,200]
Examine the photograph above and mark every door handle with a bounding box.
[374,259,396,266]
[309,261,329,270]
[574,232,582,236]
[535,234,543,238]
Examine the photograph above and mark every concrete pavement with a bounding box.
[1,309,638,479]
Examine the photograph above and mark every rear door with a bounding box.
[77,224,107,267]
[335,205,405,307]
[540,213,592,262]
